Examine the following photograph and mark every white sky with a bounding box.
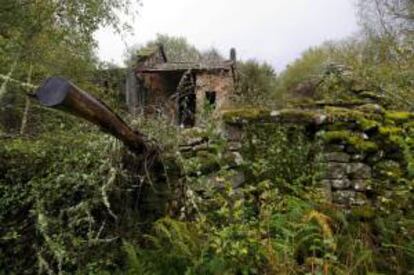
[94,0,359,71]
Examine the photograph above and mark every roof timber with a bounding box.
[137,61,234,73]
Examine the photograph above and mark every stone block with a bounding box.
[323,163,348,179]
[348,163,372,179]
[333,190,356,205]
[320,180,333,202]
[322,152,350,163]
[324,144,346,152]
[322,179,352,190]
[351,153,366,162]
[228,141,242,151]
[352,180,371,191]
[353,193,369,206]
[333,191,368,206]
[231,171,246,188]
[225,125,243,141]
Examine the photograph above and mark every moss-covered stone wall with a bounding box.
[221,104,414,211]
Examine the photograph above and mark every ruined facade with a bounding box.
[126,45,237,127]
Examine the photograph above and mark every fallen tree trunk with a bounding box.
[34,76,155,155]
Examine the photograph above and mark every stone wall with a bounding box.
[320,146,373,206]
[195,71,235,112]
[220,104,414,209]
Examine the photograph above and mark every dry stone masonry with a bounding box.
[221,103,414,210]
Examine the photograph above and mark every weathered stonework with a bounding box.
[196,71,234,111]
[322,152,351,163]
[220,105,414,208]
[130,45,236,127]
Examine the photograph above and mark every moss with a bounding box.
[402,121,414,130]
[385,112,413,122]
[180,127,210,140]
[222,108,327,125]
[325,106,363,119]
[321,130,378,152]
[350,205,376,220]
[354,141,378,153]
[378,126,403,136]
[321,130,349,142]
[358,118,380,131]
[274,109,324,124]
[286,97,316,107]
[355,104,385,114]
[358,91,385,101]
[221,107,270,123]
[325,107,381,131]
[290,99,366,108]
[194,151,220,174]
[373,160,403,180]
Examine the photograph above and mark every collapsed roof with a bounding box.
[135,45,236,73]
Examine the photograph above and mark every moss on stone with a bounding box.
[373,160,403,180]
[350,205,376,220]
[358,91,385,101]
[355,104,386,114]
[324,106,381,131]
[378,126,403,136]
[221,107,270,123]
[321,130,378,152]
[181,127,210,141]
[194,151,221,174]
[358,118,380,131]
[385,112,413,122]
[274,109,324,124]
[222,107,328,125]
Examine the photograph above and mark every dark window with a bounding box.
[205,91,216,107]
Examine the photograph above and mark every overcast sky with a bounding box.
[95,0,359,71]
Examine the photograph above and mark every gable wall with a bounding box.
[195,70,235,113]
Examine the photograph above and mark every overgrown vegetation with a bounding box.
[1,0,414,274]
[276,0,413,110]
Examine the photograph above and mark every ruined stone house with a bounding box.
[126,45,237,127]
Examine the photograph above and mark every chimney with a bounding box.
[230,48,237,63]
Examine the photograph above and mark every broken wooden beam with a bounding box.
[35,77,155,155]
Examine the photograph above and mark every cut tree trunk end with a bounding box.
[34,76,158,157]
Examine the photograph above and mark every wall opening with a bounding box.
[205,91,217,108]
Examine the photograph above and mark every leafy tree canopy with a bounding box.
[0,0,136,82]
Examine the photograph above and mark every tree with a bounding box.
[0,0,137,82]
[0,0,137,133]
[200,48,225,63]
[357,0,413,39]
[357,0,413,64]
[145,34,202,62]
[235,60,278,107]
